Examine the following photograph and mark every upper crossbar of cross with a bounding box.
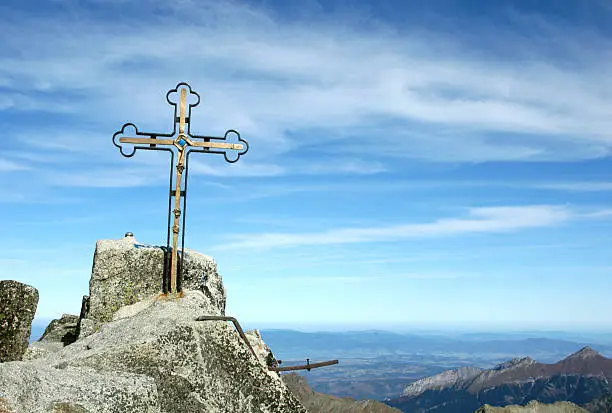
[112,82,248,296]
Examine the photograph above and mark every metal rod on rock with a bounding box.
[268,359,339,372]
[195,315,258,360]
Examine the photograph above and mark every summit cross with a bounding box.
[112,82,248,297]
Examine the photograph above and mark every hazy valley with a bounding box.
[253,329,612,400]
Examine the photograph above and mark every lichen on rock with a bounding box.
[0,280,39,362]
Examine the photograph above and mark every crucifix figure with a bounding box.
[112,82,248,297]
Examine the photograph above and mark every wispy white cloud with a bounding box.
[0,189,84,204]
[188,157,386,177]
[371,271,480,280]
[3,151,74,165]
[231,271,481,288]
[214,205,572,250]
[0,258,26,265]
[535,182,612,191]
[0,92,75,113]
[0,0,611,167]
[17,131,110,154]
[200,179,612,204]
[298,159,388,175]
[0,158,30,172]
[579,209,612,219]
[187,159,285,178]
[13,215,105,227]
[44,167,165,188]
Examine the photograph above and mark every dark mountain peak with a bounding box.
[391,346,612,413]
[565,346,602,360]
[466,357,541,393]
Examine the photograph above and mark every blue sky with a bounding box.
[1,0,611,332]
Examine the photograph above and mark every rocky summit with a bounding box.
[80,234,226,337]
[0,236,307,413]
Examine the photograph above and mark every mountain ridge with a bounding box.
[386,346,612,413]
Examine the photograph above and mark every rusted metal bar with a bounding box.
[268,358,339,372]
[194,315,258,360]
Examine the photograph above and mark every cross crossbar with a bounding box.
[112,82,248,296]
[119,137,245,151]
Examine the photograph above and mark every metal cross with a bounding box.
[112,82,248,296]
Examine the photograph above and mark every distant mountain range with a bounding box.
[259,330,612,361]
[385,347,612,413]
